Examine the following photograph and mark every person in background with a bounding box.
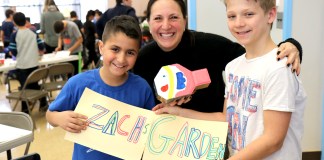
[70,10,87,67]
[133,0,302,116]
[82,10,99,70]
[140,10,152,46]
[54,19,83,75]
[40,0,64,54]
[0,9,16,84]
[9,12,47,113]
[25,17,37,32]
[93,9,103,61]
[153,0,306,159]
[1,9,15,52]
[96,0,137,40]
[93,9,102,25]
[46,15,155,160]
[70,10,83,33]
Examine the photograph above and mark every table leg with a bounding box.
[6,149,12,160]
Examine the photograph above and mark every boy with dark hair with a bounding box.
[54,19,83,75]
[25,17,37,32]
[70,10,86,65]
[46,15,155,160]
[9,12,47,113]
[1,9,15,48]
[93,9,102,25]
[70,10,83,31]
[82,10,99,70]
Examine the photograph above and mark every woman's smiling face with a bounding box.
[148,0,187,52]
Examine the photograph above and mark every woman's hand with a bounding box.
[152,103,181,116]
[168,95,192,106]
[277,42,301,75]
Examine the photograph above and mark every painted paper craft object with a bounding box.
[154,64,211,103]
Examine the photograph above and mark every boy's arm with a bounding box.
[228,110,291,160]
[1,30,4,42]
[68,36,83,54]
[66,25,83,54]
[46,110,88,133]
[8,32,17,56]
[55,35,62,52]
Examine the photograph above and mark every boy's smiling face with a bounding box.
[99,31,139,81]
[226,0,276,47]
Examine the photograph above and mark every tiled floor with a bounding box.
[0,76,73,160]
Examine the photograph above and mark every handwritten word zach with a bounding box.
[87,104,148,144]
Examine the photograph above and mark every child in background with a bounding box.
[1,9,15,49]
[46,15,155,160]
[25,17,37,32]
[82,10,99,70]
[153,0,306,159]
[53,19,83,75]
[9,12,47,113]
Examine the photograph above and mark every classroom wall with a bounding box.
[194,0,323,153]
[195,0,283,44]
[196,0,233,41]
[292,1,323,153]
[80,0,108,22]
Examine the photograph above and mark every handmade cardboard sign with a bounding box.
[65,88,228,160]
[154,64,211,103]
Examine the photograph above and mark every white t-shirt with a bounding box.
[224,48,307,160]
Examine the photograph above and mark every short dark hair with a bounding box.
[54,20,64,33]
[70,11,77,18]
[116,0,123,4]
[86,10,95,20]
[102,15,142,47]
[95,9,102,16]
[25,17,31,22]
[13,12,26,26]
[5,9,14,18]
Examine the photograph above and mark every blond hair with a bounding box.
[223,0,275,13]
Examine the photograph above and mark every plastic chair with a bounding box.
[43,63,74,102]
[0,112,34,160]
[6,67,49,113]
